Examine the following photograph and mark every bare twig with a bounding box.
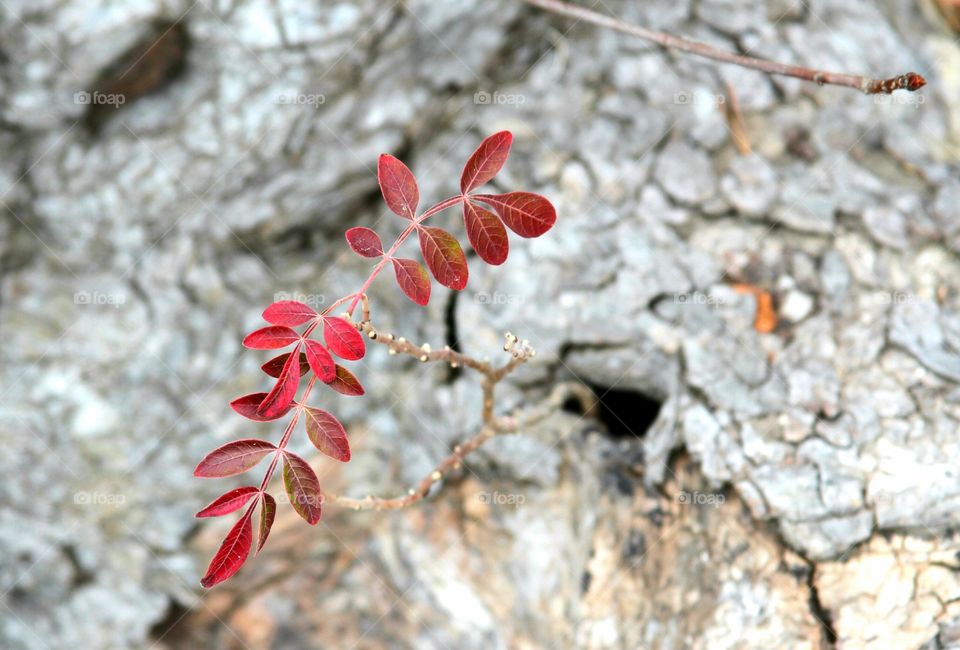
[328,298,596,511]
[522,0,926,94]
[330,382,595,511]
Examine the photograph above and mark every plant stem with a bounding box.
[264,195,468,496]
[345,195,465,315]
[258,376,317,492]
[330,381,596,510]
[521,0,926,94]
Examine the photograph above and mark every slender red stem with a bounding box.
[345,195,465,315]
[259,194,467,496]
[522,0,926,94]
[258,376,317,492]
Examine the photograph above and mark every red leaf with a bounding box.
[377,154,419,219]
[243,326,300,350]
[200,509,253,588]
[473,192,556,238]
[464,201,509,265]
[196,486,260,518]
[345,227,384,258]
[261,352,310,379]
[230,393,292,422]
[304,339,336,382]
[262,300,317,327]
[322,317,365,361]
[303,406,351,462]
[257,343,302,418]
[391,258,431,306]
[282,451,324,525]
[460,131,513,194]
[325,364,365,396]
[257,493,276,553]
[194,439,277,478]
[418,226,468,290]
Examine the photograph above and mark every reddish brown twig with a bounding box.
[522,0,926,94]
[325,301,597,511]
[331,381,595,511]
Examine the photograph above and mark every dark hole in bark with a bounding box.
[564,384,662,440]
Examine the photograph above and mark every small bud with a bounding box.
[389,348,397,355]
[451,362,459,368]
[367,329,377,339]
[419,354,428,362]
[408,488,416,496]
[422,343,432,354]
[386,333,395,342]
[397,337,406,344]
[431,471,442,482]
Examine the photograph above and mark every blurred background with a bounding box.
[2,0,960,648]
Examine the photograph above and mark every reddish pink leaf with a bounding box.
[261,352,310,379]
[391,258,431,306]
[377,154,419,219]
[473,192,556,238]
[194,439,277,478]
[262,300,317,327]
[256,493,276,553]
[257,343,302,418]
[464,201,509,265]
[303,406,350,462]
[322,317,365,361]
[460,131,513,194]
[282,451,324,525]
[418,226,468,290]
[325,364,365,396]
[243,326,300,350]
[196,486,260,518]
[304,339,336,382]
[200,509,253,588]
[230,393,292,422]
[345,227,384,258]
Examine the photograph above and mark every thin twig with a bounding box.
[330,299,597,511]
[330,382,595,511]
[522,0,926,94]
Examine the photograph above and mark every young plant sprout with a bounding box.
[194,131,575,587]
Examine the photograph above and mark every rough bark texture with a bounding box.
[1,0,959,648]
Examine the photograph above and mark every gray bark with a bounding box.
[1,0,959,648]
